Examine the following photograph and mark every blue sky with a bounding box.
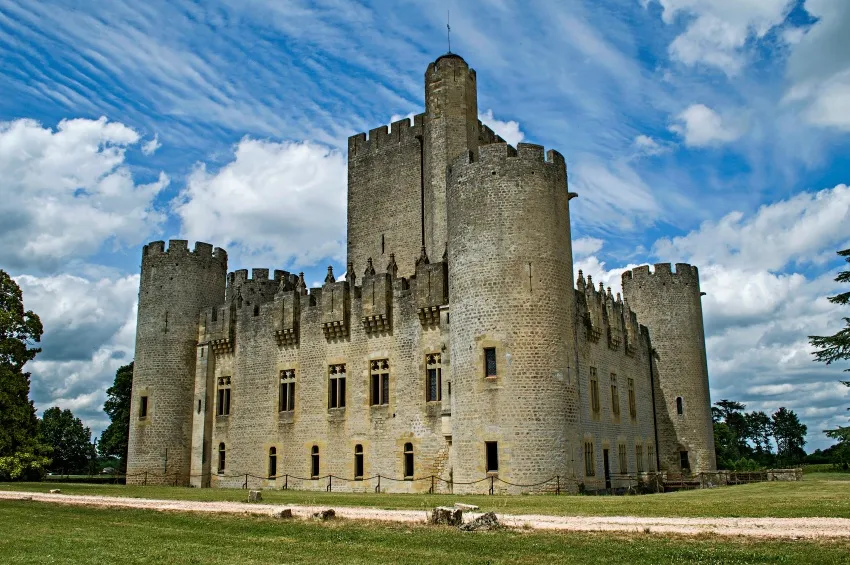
[0,0,848,450]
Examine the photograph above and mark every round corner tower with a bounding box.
[446,142,577,492]
[621,263,716,473]
[126,240,227,485]
[423,53,480,259]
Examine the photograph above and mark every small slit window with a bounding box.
[218,442,226,473]
[139,396,148,419]
[485,441,498,473]
[253,305,260,317]
[403,442,414,479]
[484,347,497,377]
[354,444,364,480]
[268,447,277,478]
[676,396,684,415]
[311,445,320,478]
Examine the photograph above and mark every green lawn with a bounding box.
[3,472,849,518]
[2,500,848,565]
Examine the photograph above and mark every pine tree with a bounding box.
[809,248,850,459]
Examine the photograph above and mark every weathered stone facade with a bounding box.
[126,54,716,492]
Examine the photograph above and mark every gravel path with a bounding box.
[2,490,849,539]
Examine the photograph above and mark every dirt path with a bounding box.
[2,490,848,539]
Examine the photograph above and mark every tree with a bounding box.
[809,249,850,455]
[771,407,807,465]
[0,270,49,480]
[745,411,773,456]
[98,362,133,470]
[39,407,94,474]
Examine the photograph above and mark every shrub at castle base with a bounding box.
[126,54,716,492]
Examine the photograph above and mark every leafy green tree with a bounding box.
[771,407,807,465]
[39,407,94,474]
[809,249,850,457]
[98,362,133,470]
[0,270,49,480]
[745,411,773,456]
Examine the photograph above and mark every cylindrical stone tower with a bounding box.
[423,53,479,258]
[621,263,716,473]
[447,142,577,493]
[126,240,227,485]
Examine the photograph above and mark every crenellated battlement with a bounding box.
[576,269,648,355]
[478,122,506,146]
[226,268,297,304]
[348,113,425,158]
[142,240,227,264]
[622,263,699,286]
[449,142,566,173]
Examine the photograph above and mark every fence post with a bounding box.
[244,474,248,489]
[284,474,288,490]
[489,475,494,495]
[556,475,560,495]
[375,474,381,493]
[430,475,435,494]
[327,476,332,492]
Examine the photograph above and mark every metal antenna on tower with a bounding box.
[447,10,451,53]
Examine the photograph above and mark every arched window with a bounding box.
[311,445,320,478]
[676,397,684,415]
[268,447,277,478]
[354,444,364,480]
[403,442,414,480]
[218,442,226,473]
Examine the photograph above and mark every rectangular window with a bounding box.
[426,353,442,402]
[590,367,600,413]
[279,370,295,412]
[618,443,627,474]
[484,347,497,377]
[370,359,389,406]
[636,445,644,473]
[139,396,148,419]
[217,377,231,416]
[328,364,346,409]
[628,378,636,419]
[485,441,499,473]
[354,445,364,480]
[610,374,620,418]
[680,450,690,471]
[584,440,595,477]
[647,445,655,471]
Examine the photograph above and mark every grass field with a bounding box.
[3,472,849,518]
[2,499,849,565]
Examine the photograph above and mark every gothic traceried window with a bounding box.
[328,364,346,409]
[426,353,441,402]
[589,367,600,413]
[279,369,295,412]
[217,377,231,416]
[628,378,637,419]
[370,359,390,406]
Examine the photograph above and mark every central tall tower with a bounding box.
[423,54,479,257]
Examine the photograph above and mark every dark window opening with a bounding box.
[329,364,346,409]
[253,305,260,316]
[197,399,201,414]
[484,347,497,377]
[403,442,414,479]
[426,354,441,402]
[279,370,295,412]
[218,443,226,473]
[485,441,498,473]
[680,450,690,471]
[370,360,390,406]
[676,396,684,415]
[217,377,231,416]
[269,447,277,478]
[139,396,148,419]
[311,445,320,478]
[354,444,364,480]
[628,378,636,419]
[381,234,385,254]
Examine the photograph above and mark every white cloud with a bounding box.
[669,104,744,147]
[572,237,604,258]
[645,0,795,75]
[653,184,850,271]
[173,137,347,269]
[15,272,139,438]
[479,109,525,147]
[141,134,161,155]
[784,1,850,131]
[632,134,669,157]
[0,117,167,273]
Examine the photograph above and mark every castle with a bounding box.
[126,54,716,493]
